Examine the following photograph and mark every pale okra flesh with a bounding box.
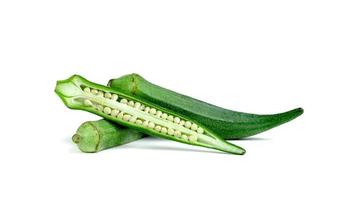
[55,75,246,155]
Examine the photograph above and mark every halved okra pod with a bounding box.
[72,119,145,153]
[108,73,303,139]
[55,75,246,155]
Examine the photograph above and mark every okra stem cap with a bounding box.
[72,122,100,153]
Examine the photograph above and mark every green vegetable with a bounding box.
[72,119,145,153]
[55,75,246,155]
[108,73,303,139]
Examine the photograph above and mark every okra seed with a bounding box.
[91,89,98,95]
[97,105,103,111]
[104,92,112,99]
[83,99,93,107]
[191,123,198,131]
[111,94,118,101]
[148,122,155,129]
[174,130,181,137]
[150,108,156,115]
[197,128,204,134]
[123,114,131,121]
[189,135,197,142]
[156,111,162,118]
[161,127,167,134]
[143,120,149,127]
[174,117,180,124]
[129,116,137,123]
[155,125,162,132]
[103,107,112,114]
[111,109,119,117]
[128,101,134,107]
[168,128,175,136]
[179,120,185,126]
[120,99,128,104]
[144,107,150,113]
[98,91,104,97]
[117,112,124,119]
[181,135,188,141]
[140,104,145,110]
[134,102,141,109]
[136,119,143,125]
[185,121,192,128]
[161,113,168,119]
[167,115,174,122]
[83,87,90,93]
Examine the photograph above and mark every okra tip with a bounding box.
[287,107,304,119]
[227,142,246,155]
[239,147,246,155]
[232,148,245,155]
[297,107,304,115]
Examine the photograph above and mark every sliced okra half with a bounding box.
[55,75,246,155]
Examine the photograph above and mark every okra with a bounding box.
[72,119,145,153]
[55,75,246,155]
[108,73,303,139]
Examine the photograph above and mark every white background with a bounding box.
[0,0,349,199]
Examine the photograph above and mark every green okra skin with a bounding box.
[55,75,246,155]
[108,73,303,139]
[72,119,145,153]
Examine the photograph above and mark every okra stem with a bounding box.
[72,119,145,153]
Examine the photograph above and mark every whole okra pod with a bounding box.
[108,73,303,139]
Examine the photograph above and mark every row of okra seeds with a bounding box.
[81,86,204,142]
